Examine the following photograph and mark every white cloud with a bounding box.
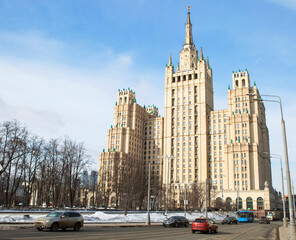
[0,31,163,171]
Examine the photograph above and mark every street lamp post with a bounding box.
[265,152,287,227]
[292,181,296,219]
[205,179,217,218]
[237,185,240,211]
[248,93,295,238]
[205,179,208,218]
[146,162,151,225]
[220,174,226,201]
[164,155,174,215]
[184,184,187,218]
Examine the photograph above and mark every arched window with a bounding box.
[242,79,246,87]
[235,80,239,87]
[246,197,253,210]
[257,197,264,210]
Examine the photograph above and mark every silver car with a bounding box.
[34,211,84,231]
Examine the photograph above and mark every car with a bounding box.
[259,217,270,224]
[34,211,84,231]
[221,216,238,224]
[163,216,189,227]
[191,218,218,234]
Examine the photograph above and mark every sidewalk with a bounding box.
[279,226,290,240]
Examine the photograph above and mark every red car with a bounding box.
[191,218,218,234]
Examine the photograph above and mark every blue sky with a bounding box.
[0,0,295,193]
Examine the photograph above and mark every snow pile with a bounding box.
[0,214,45,223]
[0,211,235,223]
[83,211,233,223]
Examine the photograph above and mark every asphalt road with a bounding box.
[0,222,281,240]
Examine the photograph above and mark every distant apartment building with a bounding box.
[98,7,281,210]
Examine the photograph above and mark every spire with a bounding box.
[200,47,203,60]
[185,6,193,45]
[187,6,191,24]
[168,53,172,65]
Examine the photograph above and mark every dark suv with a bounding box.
[221,216,238,224]
[163,216,189,227]
[34,211,84,231]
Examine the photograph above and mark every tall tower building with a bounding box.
[98,6,281,211]
[163,6,213,205]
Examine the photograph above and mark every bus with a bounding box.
[237,210,254,222]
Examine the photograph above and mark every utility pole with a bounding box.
[293,180,296,219]
[221,175,224,201]
[248,93,296,238]
[184,184,187,218]
[146,162,151,225]
[280,157,287,227]
[263,198,266,217]
[164,155,174,215]
[205,179,208,218]
[237,185,239,211]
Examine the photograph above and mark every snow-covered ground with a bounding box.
[0,211,236,223]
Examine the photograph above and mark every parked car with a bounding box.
[259,217,270,224]
[191,218,218,234]
[221,216,238,224]
[34,211,84,231]
[163,216,189,227]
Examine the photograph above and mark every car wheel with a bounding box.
[236,222,238,224]
[192,230,196,234]
[51,223,59,232]
[74,222,81,231]
[36,228,43,231]
[222,223,224,225]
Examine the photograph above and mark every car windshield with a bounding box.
[194,219,207,223]
[169,217,179,221]
[46,212,63,217]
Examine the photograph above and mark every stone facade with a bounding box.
[98,88,164,207]
[98,7,282,210]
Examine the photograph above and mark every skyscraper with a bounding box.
[98,7,281,211]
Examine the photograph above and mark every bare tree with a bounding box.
[61,139,90,208]
[22,135,44,206]
[188,183,206,211]
[0,121,28,207]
